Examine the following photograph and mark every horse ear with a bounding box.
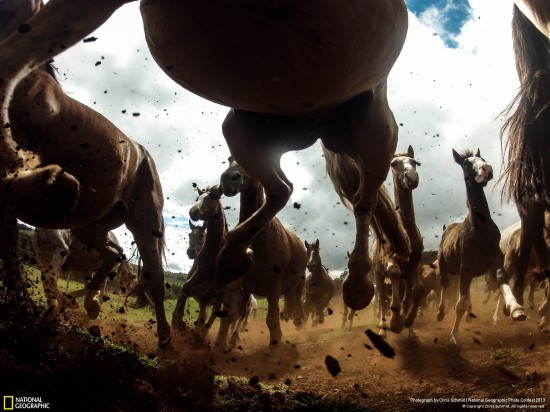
[452,149,462,165]
[346,251,351,258]
[209,184,223,199]
[475,148,481,157]
[305,240,310,248]
[315,239,319,246]
[197,186,206,196]
[228,156,234,163]
[407,145,414,158]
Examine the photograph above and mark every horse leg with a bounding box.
[539,280,549,331]
[493,292,502,324]
[349,310,355,329]
[218,109,317,285]
[514,210,542,306]
[341,304,349,328]
[266,294,283,350]
[403,262,425,329]
[495,268,527,321]
[387,258,403,334]
[125,169,170,346]
[375,266,388,336]
[528,280,536,309]
[449,274,472,345]
[437,259,450,322]
[66,232,119,320]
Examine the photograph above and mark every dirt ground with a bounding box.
[2,277,548,412]
[83,280,550,412]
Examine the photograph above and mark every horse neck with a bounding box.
[239,180,265,222]
[465,178,492,226]
[309,259,327,278]
[392,174,422,251]
[201,205,228,255]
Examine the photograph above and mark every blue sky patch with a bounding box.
[406,0,474,48]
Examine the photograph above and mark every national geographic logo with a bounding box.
[3,396,50,410]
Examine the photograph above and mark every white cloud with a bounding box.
[46,0,520,274]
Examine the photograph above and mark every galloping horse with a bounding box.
[437,149,526,344]
[499,1,550,311]
[303,239,336,327]
[496,219,550,329]
[387,145,424,338]
[172,186,226,335]
[187,221,206,261]
[0,0,408,314]
[33,229,134,309]
[219,158,306,350]
[0,0,170,347]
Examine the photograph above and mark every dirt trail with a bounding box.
[86,286,550,411]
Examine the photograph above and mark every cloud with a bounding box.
[48,0,519,275]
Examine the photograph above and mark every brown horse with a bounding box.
[303,239,336,327]
[387,145,424,338]
[219,158,306,350]
[496,219,550,329]
[499,2,550,313]
[0,1,170,347]
[437,149,526,344]
[0,0,408,316]
[33,229,134,309]
[187,221,206,260]
[172,186,226,335]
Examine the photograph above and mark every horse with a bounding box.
[499,2,550,316]
[387,145,424,337]
[172,186,226,335]
[437,149,526,344]
[219,158,306,350]
[0,0,409,316]
[0,1,170,347]
[494,219,550,329]
[303,239,336,327]
[33,228,134,309]
[187,221,206,260]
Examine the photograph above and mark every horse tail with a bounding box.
[371,184,411,260]
[499,5,550,206]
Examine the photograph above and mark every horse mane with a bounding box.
[371,184,411,260]
[498,5,550,206]
[460,148,475,158]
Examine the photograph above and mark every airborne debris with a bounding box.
[365,329,395,358]
[324,355,341,377]
[293,202,301,209]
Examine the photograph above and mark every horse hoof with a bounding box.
[84,300,101,320]
[510,304,527,321]
[390,315,403,334]
[342,275,374,311]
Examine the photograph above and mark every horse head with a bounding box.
[391,145,420,190]
[189,185,223,222]
[187,220,206,259]
[452,148,493,187]
[219,156,256,197]
[305,239,321,272]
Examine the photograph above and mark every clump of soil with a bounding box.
[0,290,214,412]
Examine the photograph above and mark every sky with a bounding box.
[42,0,522,276]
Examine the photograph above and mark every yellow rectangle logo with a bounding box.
[3,396,14,410]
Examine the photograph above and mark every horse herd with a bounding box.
[0,1,549,354]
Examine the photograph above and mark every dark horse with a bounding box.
[0,0,408,314]
[219,158,306,350]
[172,186,226,335]
[303,239,336,327]
[499,2,550,313]
[0,0,170,347]
[437,149,526,344]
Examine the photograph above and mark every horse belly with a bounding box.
[141,0,407,115]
